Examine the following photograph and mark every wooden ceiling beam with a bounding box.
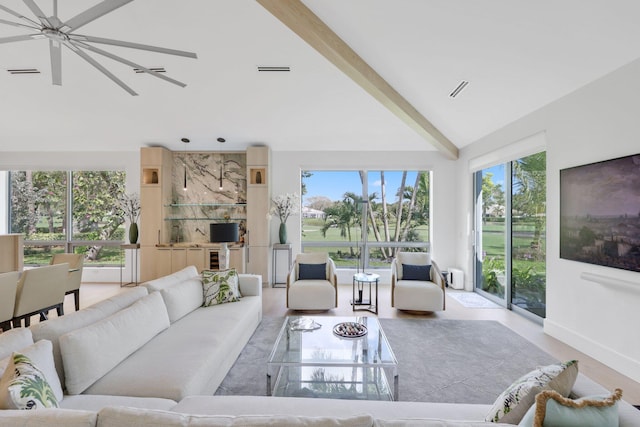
[257,0,459,160]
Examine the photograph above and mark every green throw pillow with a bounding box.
[0,353,59,410]
[518,388,622,427]
[485,360,579,424]
[202,269,241,306]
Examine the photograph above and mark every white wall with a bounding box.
[0,151,139,283]
[270,150,459,282]
[455,58,640,382]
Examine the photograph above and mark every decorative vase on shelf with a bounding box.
[279,222,287,244]
[129,223,139,244]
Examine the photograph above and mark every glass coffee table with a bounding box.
[267,316,398,400]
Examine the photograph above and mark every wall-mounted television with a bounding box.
[560,153,640,272]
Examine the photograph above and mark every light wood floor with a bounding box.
[20,282,640,404]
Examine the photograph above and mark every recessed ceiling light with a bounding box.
[449,80,469,98]
[217,137,226,143]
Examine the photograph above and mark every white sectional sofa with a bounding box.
[1,266,639,426]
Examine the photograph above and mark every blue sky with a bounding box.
[303,170,420,204]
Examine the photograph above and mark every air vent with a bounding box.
[133,67,166,73]
[449,80,469,98]
[7,68,40,75]
[257,66,290,72]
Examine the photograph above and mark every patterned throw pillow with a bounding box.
[0,353,59,410]
[485,360,578,424]
[202,269,241,306]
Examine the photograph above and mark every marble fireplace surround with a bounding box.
[168,152,247,244]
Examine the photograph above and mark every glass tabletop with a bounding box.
[267,316,398,400]
[353,272,380,282]
[268,316,396,366]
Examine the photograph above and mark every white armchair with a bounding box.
[391,252,445,312]
[287,253,338,311]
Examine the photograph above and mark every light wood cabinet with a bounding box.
[246,146,270,284]
[140,147,173,282]
[155,248,173,278]
[187,248,206,272]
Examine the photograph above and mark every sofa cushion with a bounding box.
[30,286,148,388]
[518,388,622,427]
[0,339,63,402]
[60,292,170,395]
[160,278,204,323]
[401,264,432,281]
[0,328,33,360]
[82,295,262,401]
[60,394,177,412]
[0,408,96,426]
[0,352,59,409]
[143,266,199,293]
[202,269,241,306]
[97,406,374,427]
[485,360,579,424]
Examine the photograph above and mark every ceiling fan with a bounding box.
[0,0,197,95]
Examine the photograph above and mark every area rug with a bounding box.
[448,291,502,309]
[215,317,558,404]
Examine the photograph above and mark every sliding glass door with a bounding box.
[474,152,546,318]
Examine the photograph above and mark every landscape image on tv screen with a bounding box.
[560,153,640,272]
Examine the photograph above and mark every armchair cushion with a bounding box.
[402,264,432,281]
[298,263,327,280]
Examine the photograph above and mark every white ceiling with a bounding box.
[1,0,640,154]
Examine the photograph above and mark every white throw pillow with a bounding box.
[160,278,204,323]
[0,352,59,409]
[0,328,34,360]
[60,292,170,395]
[0,340,63,403]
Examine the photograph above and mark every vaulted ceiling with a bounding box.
[2,0,640,156]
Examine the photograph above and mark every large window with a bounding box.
[301,170,430,269]
[474,152,546,318]
[8,170,126,266]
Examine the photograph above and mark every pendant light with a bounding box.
[217,137,225,191]
[181,138,190,191]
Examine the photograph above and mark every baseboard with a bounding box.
[544,319,640,384]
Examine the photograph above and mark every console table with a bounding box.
[120,243,140,287]
[271,243,292,288]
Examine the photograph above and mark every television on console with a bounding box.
[560,153,640,272]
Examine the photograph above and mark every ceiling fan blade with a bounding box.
[71,34,197,59]
[64,42,138,96]
[62,0,133,32]
[50,40,62,85]
[22,0,52,27]
[0,18,39,30]
[0,34,41,44]
[75,41,187,88]
[0,4,40,26]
